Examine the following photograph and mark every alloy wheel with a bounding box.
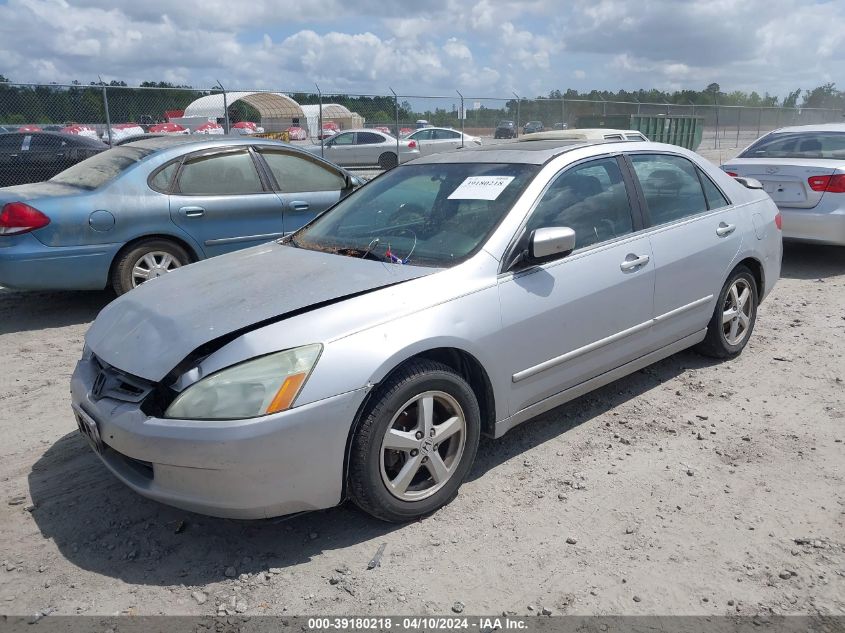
[379,390,467,502]
[722,278,753,346]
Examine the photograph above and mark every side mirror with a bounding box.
[529,227,576,262]
[509,227,576,270]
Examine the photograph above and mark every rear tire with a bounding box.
[348,359,480,523]
[378,152,398,170]
[111,238,190,296]
[695,265,758,358]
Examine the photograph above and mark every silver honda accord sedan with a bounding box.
[71,139,782,522]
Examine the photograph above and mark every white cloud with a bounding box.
[0,0,843,99]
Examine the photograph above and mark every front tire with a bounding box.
[111,238,190,296]
[696,266,758,358]
[348,359,481,523]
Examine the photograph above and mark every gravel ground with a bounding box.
[0,241,842,618]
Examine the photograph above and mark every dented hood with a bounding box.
[86,242,435,381]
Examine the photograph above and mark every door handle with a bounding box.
[289,201,310,212]
[179,206,205,218]
[716,222,736,237]
[620,254,650,271]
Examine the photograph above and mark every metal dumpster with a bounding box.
[575,114,704,150]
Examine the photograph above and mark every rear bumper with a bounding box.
[780,207,845,246]
[0,234,118,290]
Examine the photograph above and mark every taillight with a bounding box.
[725,171,738,177]
[808,174,845,193]
[407,140,417,149]
[0,202,51,235]
[774,211,782,230]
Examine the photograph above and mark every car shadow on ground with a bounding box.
[0,288,113,335]
[781,242,845,280]
[27,348,716,587]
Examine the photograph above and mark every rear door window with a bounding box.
[357,132,384,145]
[177,150,264,195]
[629,154,708,225]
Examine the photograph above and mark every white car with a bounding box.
[721,123,845,246]
[521,128,649,142]
[402,127,482,156]
[302,129,419,169]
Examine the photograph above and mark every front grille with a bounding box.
[90,355,154,403]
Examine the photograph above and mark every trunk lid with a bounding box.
[0,181,86,204]
[722,158,841,209]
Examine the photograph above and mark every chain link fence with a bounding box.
[0,81,842,184]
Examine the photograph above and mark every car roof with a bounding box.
[411,139,624,165]
[768,123,845,134]
[334,128,388,134]
[122,135,297,152]
[520,129,644,142]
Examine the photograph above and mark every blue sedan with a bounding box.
[0,136,362,294]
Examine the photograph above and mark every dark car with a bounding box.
[553,122,568,130]
[0,132,107,187]
[113,133,166,146]
[523,121,544,134]
[494,120,517,139]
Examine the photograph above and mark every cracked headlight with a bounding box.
[164,344,322,420]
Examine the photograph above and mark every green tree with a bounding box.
[801,83,843,109]
[782,89,801,109]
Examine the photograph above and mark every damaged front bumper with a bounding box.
[70,354,368,519]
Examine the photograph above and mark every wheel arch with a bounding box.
[734,256,764,301]
[341,345,497,499]
[107,232,202,287]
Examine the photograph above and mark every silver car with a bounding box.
[402,127,482,156]
[302,129,419,169]
[722,123,845,245]
[71,140,782,522]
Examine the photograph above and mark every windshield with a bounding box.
[50,145,157,189]
[739,131,845,160]
[291,162,539,268]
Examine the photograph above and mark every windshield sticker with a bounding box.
[448,175,515,201]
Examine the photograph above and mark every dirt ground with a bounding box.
[0,241,843,619]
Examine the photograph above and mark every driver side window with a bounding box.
[526,157,635,251]
[331,133,355,146]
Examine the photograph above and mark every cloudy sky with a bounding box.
[0,0,842,99]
